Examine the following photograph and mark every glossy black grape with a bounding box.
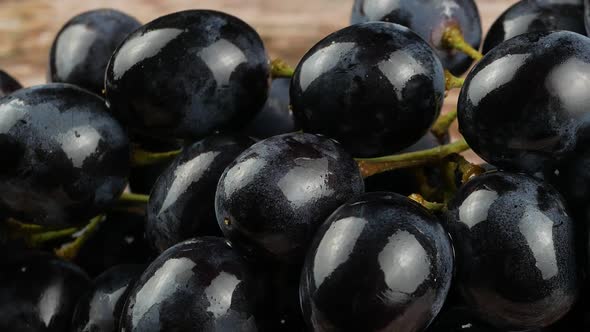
[0,251,91,332]
[215,133,364,263]
[48,9,141,95]
[105,10,270,140]
[0,83,129,226]
[120,237,264,331]
[445,172,579,330]
[364,131,443,195]
[128,136,182,195]
[458,31,590,175]
[74,211,153,277]
[147,135,255,253]
[0,70,22,97]
[71,264,144,332]
[483,1,585,54]
[351,0,482,75]
[243,78,297,139]
[300,192,454,332]
[290,22,445,158]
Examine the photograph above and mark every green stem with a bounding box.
[444,70,465,91]
[441,25,483,61]
[131,147,181,167]
[55,215,105,261]
[356,139,471,178]
[27,227,79,247]
[3,218,83,248]
[409,193,445,212]
[271,58,295,78]
[119,192,150,204]
[431,109,458,140]
[4,218,45,233]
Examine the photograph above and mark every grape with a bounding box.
[71,264,144,332]
[147,135,255,253]
[243,78,298,139]
[290,22,445,157]
[0,251,90,332]
[0,70,22,97]
[444,172,579,329]
[48,9,141,95]
[105,10,270,140]
[300,192,453,331]
[483,0,585,54]
[215,133,364,263]
[0,83,129,226]
[351,0,482,75]
[74,211,154,277]
[119,237,264,331]
[458,30,590,175]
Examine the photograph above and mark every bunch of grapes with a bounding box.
[1,1,590,331]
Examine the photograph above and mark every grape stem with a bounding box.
[431,109,458,140]
[55,215,106,261]
[131,146,181,167]
[444,70,465,90]
[3,218,81,248]
[4,218,45,233]
[449,154,485,183]
[441,25,483,61]
[356,139,470,178]
[271,58,295,78]
[119,192,150,204]
[409,193,445,212]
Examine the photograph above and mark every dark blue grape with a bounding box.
[0,251,91,332]
[119,237,264,331]
[105,10,270,140]
[71,264,144,332]
[300,192,454,332]
[444,172,579,330]
[0,70,22,97]
[215,133,364,263]
[483,0,585,54]
[290,22,445,158]
[0,83,129,226]
[351,0,482,75]
[243,78,297,139]
[49,9,141,95]
[147,135,255,253]
[458,31,590,175]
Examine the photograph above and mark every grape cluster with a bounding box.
[1,2,590,331]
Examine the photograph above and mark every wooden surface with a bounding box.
[0,0,518,86]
